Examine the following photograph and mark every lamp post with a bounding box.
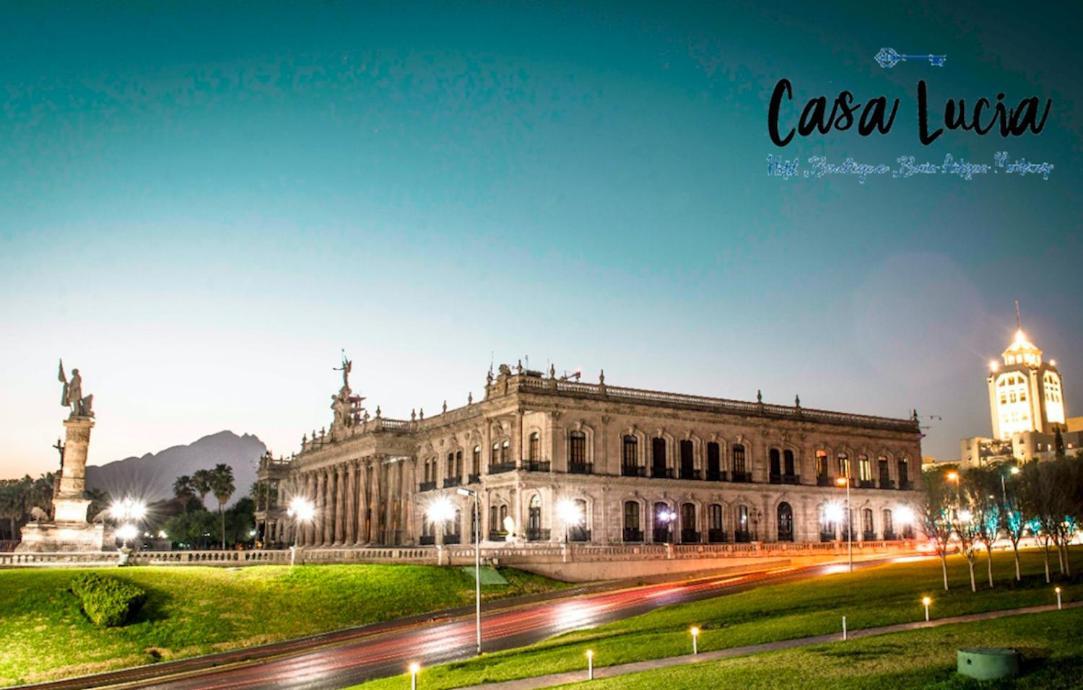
[835,471,852,572]
[408,662,420,690]
[690,626,700,655]
[1000,464,1020,504]
[658,507,676,544]
[286,496,315,567]
[922,596,932,622]
[456,487,483,655]
[110,497,147,565]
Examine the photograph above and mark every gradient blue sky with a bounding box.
[2,2,1081,477]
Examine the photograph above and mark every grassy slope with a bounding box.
[0,564,563,687]
[359,549,1081,689]
[562,608,1083,689]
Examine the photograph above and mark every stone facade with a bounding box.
[256,365,924,549]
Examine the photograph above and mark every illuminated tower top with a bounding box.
[986,306,1066,440]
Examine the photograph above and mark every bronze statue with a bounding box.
[58,359,93,418]
[333,350,352,389]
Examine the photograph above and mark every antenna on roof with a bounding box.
[1014,299,1022,331]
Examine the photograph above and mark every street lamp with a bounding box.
[921,596,932,622]
[287,496,315,566]
[110,497,147,563]
[835,471,853,572]
[657,507,677,544]
[456,487,483,656]
[690,625,700,655]
[556,498,585,544]
[408,661,420,690]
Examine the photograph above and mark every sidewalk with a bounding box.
[466,601,1083,689]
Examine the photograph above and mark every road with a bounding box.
[23,558,895,690]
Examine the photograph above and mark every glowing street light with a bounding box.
[1056,586,1063,610]
[690,626,700,655]
[556,498,585,544]
[287,496,316,566]
[958,509,973,523]
[585,649,594,680]
[836,464,853,572]
[922,596,932,622]
[115,523,139,546]
[408,661,420,690]
[656,507,677,544]
[110,496,147,523]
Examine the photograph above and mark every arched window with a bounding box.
[570,498,589,542]
[491,442,500,465]
[653,502,673,542]
[455,450,463,477]
[898,458,910,488]
[707,504,725,542]
[819,504,837,542]
[501,440,510,464]
[877,455,890,488]
[489,505,499,535]
[652,437,668,478]
[680,502,698,543]
[622,435,639,476]
[732,444,747,479]
[447,452,455,480]
[882,509,895,539]
[858,454,872,483]
[568,431,588,472]
[707,442,721,480]
[679,440,695,479]
[472,446,481,475]
[528,432,540,461]
[735,504,751,542]
[623,501,641,542]
[862,508,874,540]
[769,448,781,479]
[499,504,508,529]
[527,495,542,540]
[783,449,795,477]
[777,502,794,542]
[816,450,829,483]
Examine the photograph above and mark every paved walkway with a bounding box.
[467,601,1083,689]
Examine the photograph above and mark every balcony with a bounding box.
[820,531,836,542]
[902,527,915,539]
[734,530,752,543]
[883,531,897,541]
[706,470,726,482]
[652,527,673,543]
[488,462,516,475]
[862,530,876,541]
[568,528,591,543]
[679,468,702,480]
[488,530,508,541]
[621,465,647,477]
[816,475,832,487]
[419,535,435,545]
[651,466,675,479]
[858,479,876,489]
[707,528,728,543]
[731,471,753,483]
[467,473,480,484]
[680,529,701,544]
[443,534,461,545]
[782,474,800,485]
[879,478,896,490]
[418,481,437,492]
[525,528,550,542]
[622,527,644,542]
[525,460,551,472]
[568,462,593,475]
[898,480,913,491]
[443,477,461,488]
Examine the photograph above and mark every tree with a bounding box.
[209,464,235,549]
[0,482,22,541]
[996,464,1026,581]
[962,466,1001,588]
[1017,458,1073,581]
[172,475,196,506]
[919,468,957,591]
[191,469,212,509]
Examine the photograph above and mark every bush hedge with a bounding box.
[69,573,147,627]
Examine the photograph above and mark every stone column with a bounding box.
[357,460,370,545]
[335,464,346,545]
[370,459,383,543]
[345,461,357,545]
[402,458,415,544]
[514,410,523,468]
[314,471,326,546]
[53,416,95,523]
[386,459,400,544]
[322,468,335,545]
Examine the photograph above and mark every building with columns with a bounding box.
[255,362,924,549]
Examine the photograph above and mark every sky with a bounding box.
[2,2,1081,477]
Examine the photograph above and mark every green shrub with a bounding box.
[69,573,147,627]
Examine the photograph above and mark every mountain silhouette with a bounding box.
[85,431,266,508]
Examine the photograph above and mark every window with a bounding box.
[653,502,673,542]
[898,458,910,486]
[499,504,508,527]
[652,437,667,470]
[862,509,874,536]
[816,450,829,478]
[820,504,837,539]
[883,509,894,537]
[622,435,638,468]
[489,505,499,531]
[527,495,541,535]
[783,449,795,475]
[858,454,872,481]
[528,432,540,461]
[681,502,696,531]
[569,431,587,465]
[472,446,481,474]
[733,444,747,474]
[680,440,694,478]
[491,442,500,464]
[837,452,849,478]
[707,442,721,478]
[878,456,890,486]
[777,502,794,541]
[708,504,723,530]
[501,440,510,464]
[456,450,463,476]
[769,448,781,476]
[446,453,454,478]
[624,501,640,530]
[736,505,750,541]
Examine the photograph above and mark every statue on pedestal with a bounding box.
[58,359,93,418]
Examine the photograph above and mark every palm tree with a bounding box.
[0,483,22,541]
[173,475,195,509]
[209,464,235,549]
[191,469,212,509]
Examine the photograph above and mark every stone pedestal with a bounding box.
[16,415,106,553]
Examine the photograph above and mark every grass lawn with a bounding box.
[358,549,1083,689]
[562,608,1083,689]
[0,564,563,687]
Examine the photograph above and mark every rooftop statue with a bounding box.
[58,359,93,418]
